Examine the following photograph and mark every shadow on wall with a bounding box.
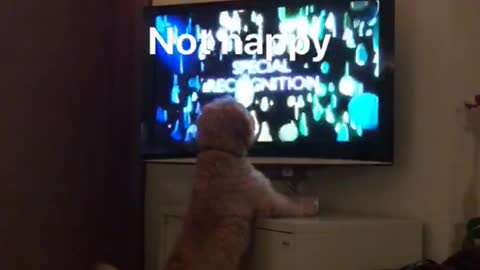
[449,109,480,249]
[463,111,480,221]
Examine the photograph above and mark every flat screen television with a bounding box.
[141,0,394,165]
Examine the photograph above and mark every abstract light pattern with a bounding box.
[150,1,382,146]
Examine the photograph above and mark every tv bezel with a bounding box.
[142,0,395,166]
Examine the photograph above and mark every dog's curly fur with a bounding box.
[162,97,319,270]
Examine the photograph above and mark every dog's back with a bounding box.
[163,151,257,270]
[162,98,318,270]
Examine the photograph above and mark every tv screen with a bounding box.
[141,0,394,165]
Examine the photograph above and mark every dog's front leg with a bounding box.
[252,170,319,218]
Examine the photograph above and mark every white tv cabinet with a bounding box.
[147,206,423,270]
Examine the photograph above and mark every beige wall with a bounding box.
[148,0,480,262]
[446,0,480,254]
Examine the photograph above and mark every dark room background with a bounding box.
[1,0,149,269]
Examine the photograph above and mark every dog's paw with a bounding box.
[299,197,319,217]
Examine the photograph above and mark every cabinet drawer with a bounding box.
[248,229,295,270]
[164,215,183,258]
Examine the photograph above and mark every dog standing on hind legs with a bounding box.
[162,97,319,270]
[95,98,318,270]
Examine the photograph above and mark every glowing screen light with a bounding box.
[250,110,260,136]
[258,122,273,142]
[260,97,270,112]
[171,74,180,104]
[312,96,324,122]
[348,93,379,130]
[156,107,168,123]
[335,123,350,142]
[235,75,255,107]
[321,61,330,74]
[325,12,337,37]
[299,112,309,136]
[146,0,386,150]
[339,62,363,96]
[170,120,182,141]
[355,43,368,66]
[279,121,299,142]
[185,124,197,142]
